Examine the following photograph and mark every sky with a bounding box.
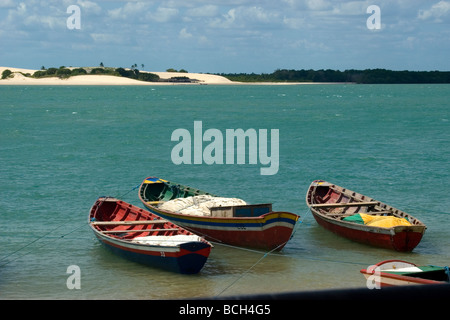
[0,0,449,73]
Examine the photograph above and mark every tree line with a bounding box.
[219,69,450,84]
[31,66,160,82]
[28,65,194,83]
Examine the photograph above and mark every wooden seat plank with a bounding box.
[91,220,167,226]
[101,228,179,234]
[310,201,378,208]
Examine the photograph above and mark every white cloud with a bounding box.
[90,32,124,44]
[1,1,449,72]
[305,0,331,11]
[2,2,62,31]
[24,14,64,29]
[0,0,15,8]
[179,27,192,39]
[245,6,278,22]
[331,1,370,16]
[186,5,218,17]
[77,0,102,15]
[209,6,280,29]
[283,16,306,29]
[13,2,27,16]
[209,8,235,28]
[289,38,331,52]
[418,1,450,22]
[108,1,151,20]
[146,6,179,23]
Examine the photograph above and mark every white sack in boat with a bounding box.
[159,195,247,216]
[132,234,202,246]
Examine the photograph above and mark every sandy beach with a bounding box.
[0,67,235,85]
[0,66,328,86]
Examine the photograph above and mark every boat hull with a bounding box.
[143,205,297,251]
[306,180,426,252]
[93,231,211,274]
[139,176,299,251]
[311,212,424,252]
[89,197,211,274]
[361,270,442,287]
[360,260,448,287]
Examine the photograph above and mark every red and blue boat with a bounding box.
[138,177,299,251]
[89,197,212,274]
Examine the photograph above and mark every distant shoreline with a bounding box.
[2,66,449,86]
[0,67,233,86]
[0,66,345,86]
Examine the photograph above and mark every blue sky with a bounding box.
[0,0,449,73]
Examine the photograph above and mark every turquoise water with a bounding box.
[1,84,449,299]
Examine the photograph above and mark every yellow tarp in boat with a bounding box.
[343,213,411,228]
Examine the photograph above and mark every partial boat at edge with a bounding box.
[360,260,450,287]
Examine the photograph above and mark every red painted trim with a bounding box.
[98,237,181,258]
[313,213,423,251]
[187,225,294,250]
[360,269,442,285]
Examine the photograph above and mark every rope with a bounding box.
[0,187,376,283]
[289,207,311,239]
[211,206,379,296]
[214,208,312,297]
[116,183,140,199]
[215,240,288,297]
[0,220,88,267]
[0,183,141,267]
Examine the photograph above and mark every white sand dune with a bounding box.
[0,67,234,85]
[0,66,332,85]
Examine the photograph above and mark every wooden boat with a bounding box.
[306,180,426,251]
[138,176,299,251]
[360,260,450,287]
[88,197,212,274]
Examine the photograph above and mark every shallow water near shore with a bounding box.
[1,84,449,299]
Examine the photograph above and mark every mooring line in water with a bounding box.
[215,240,288,297]
[212,208,373,297]
[213,244,371,298]
[0,220,88,267]
[214,209,311,297]
[116,183,140,199]
[289,208,311,239]
[212,208,311,252]
[1,183,142,268]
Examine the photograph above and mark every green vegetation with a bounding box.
[22,64,195,83]
[220,69,450,84]
[71,68,88,76]
[33,66,80,79]
[115,67,160,82]
[10,65,447,84]
[31,66,160,82]
[2,69,13,79]
[166,68,188,73]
